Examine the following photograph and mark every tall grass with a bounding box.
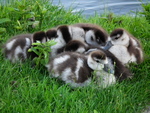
[141,3,150,23]
[0,0,150,113]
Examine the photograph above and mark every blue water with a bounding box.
[52,0,150,17]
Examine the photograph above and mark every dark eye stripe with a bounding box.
[96,60,101,63]
[91,36,94,41]
[115,37,119,40]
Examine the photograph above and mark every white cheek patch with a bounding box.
[85,30,95,44]
[85,30,104,48]
[6,39,16,50]
[88,56,105,71]
[87,56,94,69]
[111,36,117,40]
[103,58,108,64]
[93,57,108,64]
[120,32,130,46]
[111,32,130,47]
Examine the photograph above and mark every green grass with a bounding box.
[0,0,150,113]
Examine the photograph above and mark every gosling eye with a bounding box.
[95,60,100,63]
[91,36,94,41]
[115,37,119,40]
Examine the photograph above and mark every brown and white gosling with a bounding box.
[46,50,116,88]
[2,34,32,63]
[2,31,47,63]
[73,23,109,48]
[46,24,85,58]
[104,28,144,65]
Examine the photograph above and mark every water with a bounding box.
[52,0,150,17]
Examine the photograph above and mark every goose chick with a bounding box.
[49,25,85,58]
[46,52,92,87]
[2,31,47,63]
[46,50,116,88]
[73,23,109,48]
[87,50,116,88]
[64,40,88,53]
[46,28,57,41]
[28,31,47,59]
[104,28,144,64]
[85,48,133,81]
[32,31,47,43]
[2,34,32,63]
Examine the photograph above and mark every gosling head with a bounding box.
[104,28,130,50]
[87,50,108,71]
[64,40,88,53]
[110,28,130,46]
[46,28,57,41]
[32,31,47,43]
[85,29,108,48]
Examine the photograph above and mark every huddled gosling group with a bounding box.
[2,23,144,88]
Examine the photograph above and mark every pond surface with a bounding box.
[52,0,150,17]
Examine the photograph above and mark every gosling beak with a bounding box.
[103,64,115,74]
[103,41,113,50]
